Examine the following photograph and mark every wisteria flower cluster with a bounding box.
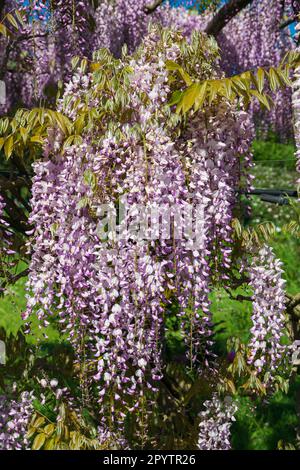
[293,21,300,181]
[220,0,294,140]
[0,3,297,451]
[0,391,34,450]
[22,27,258,443]
[248,245,289,384]
[0,194,15,293]
[1,0,296,142]
[197,394,238,450]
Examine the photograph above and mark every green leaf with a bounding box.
[232,76,248,92]
[31,135,44,144]
[63,135,75,150]
[193,81,208,111]
[74,114,86,134]
[168,90,183,107]
[4,135,14,159]
[33,416,46,429]
[32,433,46,450]
[44,424,55,437]
[14,10,25,28]
[165,60,181,71]
[6,13,19,30]
[222,79,233,100]
[250,90,270,110]
[165,60,192,86]
[181,83,201,113]
[73,135,83,146]
[71,56,80,70]
[0,24,7,37]
[44,437,55,450]
[256,68,265,93]
[208,80,222,105]
[80,58,88,74]
[19,127,28,144]
[268,67,280,92]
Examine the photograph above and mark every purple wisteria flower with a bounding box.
[198,394,238,450]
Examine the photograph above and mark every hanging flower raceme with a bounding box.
[25,27,255,441]
[93,0,207,57]
[293,22,300,182]
[51,0,93,78]
[0,195,10,254]
[248,245,290,384]
[220,0,294,140]
[176,103,253,369]
[0,194,15,292]
[0,391,34,450]
[197,394,237,450]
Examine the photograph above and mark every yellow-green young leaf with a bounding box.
[6,13,19,30]
[240,71,251,83]
[19,127,28,144]
[44,424,55,437]
[181,83,201,113]
[33,416,46,429]
[256,68,265,93]
[180,69,192,87]
[250,90,270,110]
[194,81,208,111]
[32,433,46,450]
[0,23,7,37]
[165,60,181,71]
[44,437,55,450]
[10,118,18,134]
[268,67,280,92]
[231,76,248,92]
[38,108,46,125]
[57,113,72,135]
[71,56,80,70]
[80,58,88,73]
[168,90,183,107]
[31,135,44,144]
[53,113,67,134]
[14,10,25,27]
[27,109,39,125]
[26,427,37,440]
[0,136,4,151]
[4,135,14,159]
[2,118,9,134]
[165,60,192,86]
[279,65,292,87]
[73,135,83,146]
[63,135,75,150]
[208,80,222,105]
[222,79,233,100]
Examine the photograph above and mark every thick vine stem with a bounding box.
[205,0,253,36]
[0,268,29,292]
[144,0,164,14]
[280,16,299,30]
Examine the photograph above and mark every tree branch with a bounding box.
[0,268,29,291]
[280,15,298,30]
[205,0,253,36]
[0,178,31,234]
[144,0,164,14]
[0,0,5,19]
